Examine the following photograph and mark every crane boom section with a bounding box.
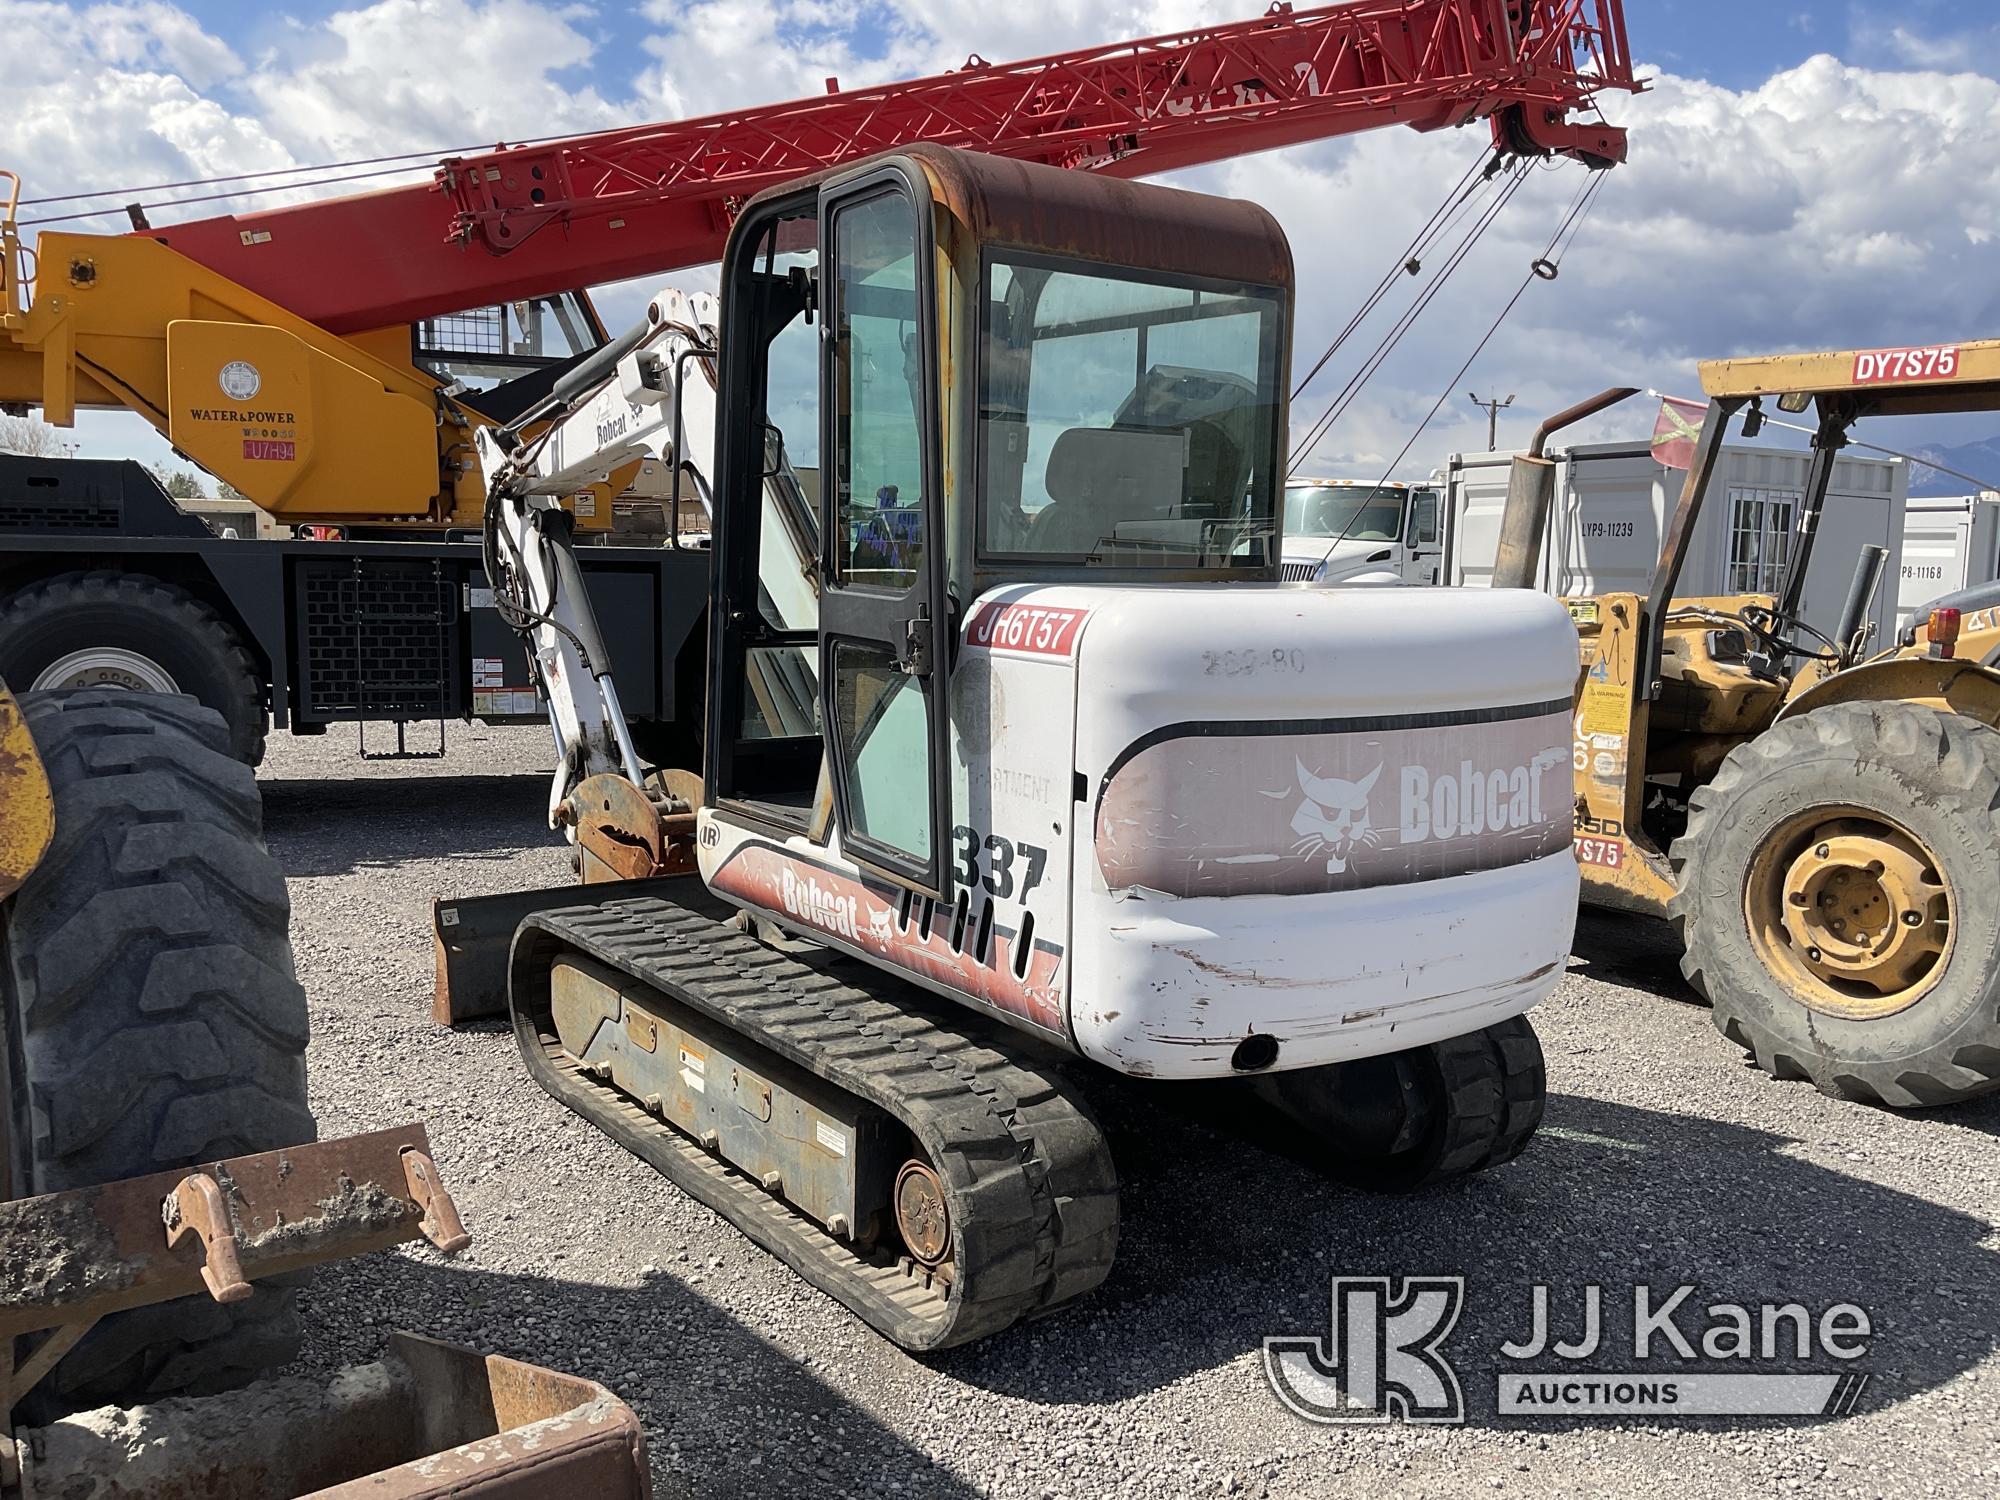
[1,1,1635,525]
[141,0,1634,334]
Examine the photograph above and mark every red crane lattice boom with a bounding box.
[142,0,1637,335]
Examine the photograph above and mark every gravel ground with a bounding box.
[261,725,2000,1500]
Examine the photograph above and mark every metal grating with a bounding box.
[1280,561,1321,581]
[297,559,458,721]
[0,484,121,531]
[417,306,506,357]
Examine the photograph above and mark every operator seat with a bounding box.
[1032,426,1185,554]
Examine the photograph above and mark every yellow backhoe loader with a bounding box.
[1497,342,2000,1107]
[0,680,652,1495]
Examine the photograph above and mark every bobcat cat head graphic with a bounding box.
[1291,759,1383,875]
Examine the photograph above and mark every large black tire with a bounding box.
[1248,1016,1546,1192]
[3,690,314,1414]
[1670,701,2000,1107]
[0,571,266,764]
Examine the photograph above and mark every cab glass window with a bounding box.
[980,257,1284,567]
[830,192,925,592]
[1284,484,1407,542]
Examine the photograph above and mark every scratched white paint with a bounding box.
[1065,582,1582,1080]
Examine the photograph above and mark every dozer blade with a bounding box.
[431,874,702,1025]
[16,1332,651,1499]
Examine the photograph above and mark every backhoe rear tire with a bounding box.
[1669,701,2000,1107]
[3,689,314,1415]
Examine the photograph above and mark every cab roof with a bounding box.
[733,143,1293,293]
[1699,338,2000,417]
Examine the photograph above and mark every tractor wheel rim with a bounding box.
[893,1158,952,1269]
[1746,810,1952,1020]
[31,647,179,695]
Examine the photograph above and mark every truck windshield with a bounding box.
[1284,485,1407,542]
[979,256,1284,567]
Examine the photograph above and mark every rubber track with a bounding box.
[510,895,1119,1351]
[1409,1015,1546,1189]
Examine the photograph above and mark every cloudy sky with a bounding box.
[7,0,1999,487]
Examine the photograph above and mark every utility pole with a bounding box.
[1468,391,1515,450]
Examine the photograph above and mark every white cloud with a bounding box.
[4,2,289,204]
[8,0,2000,474]
[1879,24,1971,71]
[632,0,898,121]
[1237,51,2000,471]
[243,0,624,155]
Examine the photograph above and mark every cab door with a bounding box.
[816,165,952,898]
[1406,486,1444,585]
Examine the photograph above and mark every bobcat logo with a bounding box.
[1292,760,1382,875]
[866,906,896,945]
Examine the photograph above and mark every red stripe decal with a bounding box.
[708,845,1064,1034]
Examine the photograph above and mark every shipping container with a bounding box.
[1895,492,2000,629]
[1444,440,1908,644]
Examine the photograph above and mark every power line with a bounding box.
[15,122,659,229]
[1647,390,2000,494]
[1361,166,1610,490]
[1289,148,1491,402]
[16,124,634,208]
[1304,163,1534,449]
[1289,160,1531,467]
[20,162,447,228]
[21,147,462,206]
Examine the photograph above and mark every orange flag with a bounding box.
[1650,396,1707,471]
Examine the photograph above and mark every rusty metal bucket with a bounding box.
[13,1332,651,1498]
[3,1127,649,1497]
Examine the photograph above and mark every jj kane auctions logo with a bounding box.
[1266,1277,1872,1422]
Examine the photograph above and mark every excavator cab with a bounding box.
[1522,341,2000,1107]
[705,148,1290,898]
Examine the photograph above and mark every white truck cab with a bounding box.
[1279,477,1444,585]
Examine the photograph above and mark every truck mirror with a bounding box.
[762,424,785,478]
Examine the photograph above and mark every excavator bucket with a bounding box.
[0,681,54,904]
[2,1127,652,1497]
[14,1333,650,1499]
[1,1126,469,1357]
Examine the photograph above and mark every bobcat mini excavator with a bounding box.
[440,147,1583,1350]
